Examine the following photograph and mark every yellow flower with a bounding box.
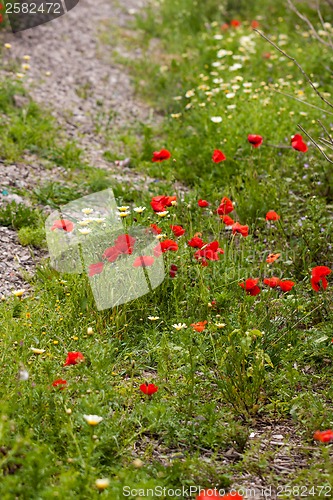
[81,208,93,215]
[117,206,130,212]
[95,478,110,491]
[4,43,12,49]
[87,327,94,335]
[23,55,31,60]
[16,73,25,79]
[13,289,25,297]
[83,414,103,426]
[118,211,130,218]
[22,64,30,71]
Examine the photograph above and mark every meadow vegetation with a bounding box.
[0,0,333,498]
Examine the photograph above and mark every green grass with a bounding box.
[1,0,333,497]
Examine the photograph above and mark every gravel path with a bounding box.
[2,0,150,168]
[0,0,158,296]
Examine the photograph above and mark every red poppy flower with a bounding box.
[0,14,3,22]
[264,277,281,288]
[52,379,67,389]
[263,52,271,59]
[266,210,280,221]
[102,246,120,262]
[198,199,209,208]
[291,134,308,153]
[152,149,171,162]
[232,222,249,237]
[114,234,136,255]
[251,20,260,28]
[212,149,226,163]
[311,266,332,291]
[314,430,333,443]
[151,200,166,212]
[197,493,243,500]
[170,225,185,237]
[221,23,229,30]
[239,278,260,296]
[169,264,178,278]
[191,320,207,332]
[150,195,176,212]
[133,255,155,268]
[194,241,224,263]
[149,223,162,235]
[154,239,178,257]
[51,219,74,232]
[220,215,235,226]
[88,262,104,277]
[140,383,158,395]
[230,19,241,27]
[279,280,295,292]
[217,197,234,215]
[248,134,263,148]
[163,196,177,206]
[266,253,281,263]
[64,352,85,366]
[188,236,205,248]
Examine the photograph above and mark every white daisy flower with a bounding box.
[78,228,92,235]
[83,415,103,426]
[172,323,187,330]
[133,207,146,214]
[211,116,223,123]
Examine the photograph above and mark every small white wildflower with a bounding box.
[78,228,92,235]
[78,219,93,226]
[172,323,187,330]
[133,206,146,214]
[185,89,195,98]
[211,116,223,123]
[30,347,46,354]
[229,63,243,71]
[82,208,94,215]
[83,415,103,426]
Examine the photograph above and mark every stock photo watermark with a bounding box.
[122,484,333,498]
[45,188,165,311]
[4,0,79,32]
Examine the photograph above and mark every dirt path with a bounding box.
[2,0,150,172]
[0,0,159,296]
